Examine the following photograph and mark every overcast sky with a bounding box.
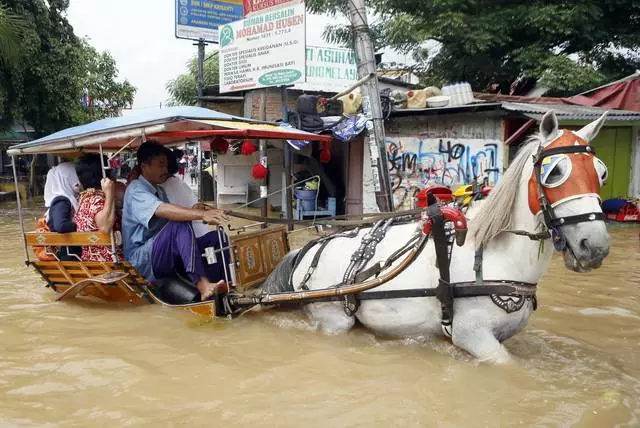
[66,0,356,110]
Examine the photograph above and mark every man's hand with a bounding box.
[192,202,212,211]
[202,209,229,225]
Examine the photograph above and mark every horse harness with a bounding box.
[284,201,538,337]
[282,134,607,337]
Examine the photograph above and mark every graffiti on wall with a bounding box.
[386,137,503,209]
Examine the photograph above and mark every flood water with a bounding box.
[1,200,639,427]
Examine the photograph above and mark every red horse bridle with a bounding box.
[527,131,606,250]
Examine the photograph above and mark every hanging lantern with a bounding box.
[241,139,256,156]
[212,136,229,154]
[319,141,331,164]
[251,162,268,180]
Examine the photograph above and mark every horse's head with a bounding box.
[528,111,610,272]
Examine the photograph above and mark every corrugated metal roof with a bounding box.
[501,102,640,121]
[390,102,503,116]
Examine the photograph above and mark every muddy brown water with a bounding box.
[0,201,639,427]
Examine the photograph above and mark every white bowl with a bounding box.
[427,96,450,108]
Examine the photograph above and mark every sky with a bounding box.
[66,0,358,110]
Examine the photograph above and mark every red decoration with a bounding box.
[319,141,331,164]
[212,136,229,154]
[252,163,268,180]
[241,139,256,156]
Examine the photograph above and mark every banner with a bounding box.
[243,0,302,15]
[295,46,358,92]
[175,0,245,43]
[219,2,306,93]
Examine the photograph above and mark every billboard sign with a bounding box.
[295,46,358,92]
[243,0,302,16]
[175,0,245,43]
[219,2,306,93]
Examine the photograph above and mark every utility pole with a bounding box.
[347,0,393,212]
[259,89,268,225]
[196,39,206,108]
[281,86,294,231]
[196,38,206,201]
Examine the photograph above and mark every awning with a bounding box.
[0,129,29,145]
[501,102,640,122]
[7,106,330,155]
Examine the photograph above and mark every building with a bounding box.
[345,102,640,213]
[200,78,418,214]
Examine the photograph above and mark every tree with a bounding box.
[79,40,136,121]
[0,0,136,135]
[0,2,27,114]
[166,53,219,106]
[307,0,640,96]
[0,3,27,66]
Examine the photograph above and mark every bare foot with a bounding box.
[196,279,229,301]
[214,280,229,294]
[196,279,216,301]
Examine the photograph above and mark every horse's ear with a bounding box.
[575,111,608,143]
[539,110,560,144]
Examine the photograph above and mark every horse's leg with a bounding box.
[304,302,355,335]
[452,326,513,365]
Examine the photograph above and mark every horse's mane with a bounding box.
[469,135,542,248]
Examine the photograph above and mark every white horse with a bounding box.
[258,111,611,364]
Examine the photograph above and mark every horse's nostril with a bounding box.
[580,238,589,252]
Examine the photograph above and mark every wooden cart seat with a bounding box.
[25,231,148,305]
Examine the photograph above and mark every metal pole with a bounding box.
[197,39,206,108]
[99,144,119,263]
[11,156,29,265]
[347,0,393,212]
[259,89,268,225]
[280,86,294,231]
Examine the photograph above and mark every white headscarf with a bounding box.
[44,163,81,220]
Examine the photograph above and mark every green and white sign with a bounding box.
[219,2,306,93]
[295,46,358,92]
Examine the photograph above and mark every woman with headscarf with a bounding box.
[43,162,81,260]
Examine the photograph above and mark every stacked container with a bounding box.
[442,82,474,106]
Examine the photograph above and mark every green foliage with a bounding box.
[307,0,640,96]
[537,56,606,97]
[80,41,136,120]
[0,3,27,66]
[166,53,220,106]
[0,0,135,135]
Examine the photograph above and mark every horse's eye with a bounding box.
[593,157,608,185]
[540,155,571,188]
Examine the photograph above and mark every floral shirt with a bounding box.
[74,189,124,261]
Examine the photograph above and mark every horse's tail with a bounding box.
[259,250,298,294]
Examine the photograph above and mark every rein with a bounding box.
[224,208,424,229]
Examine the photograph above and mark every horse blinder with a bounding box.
[528,133,605,248]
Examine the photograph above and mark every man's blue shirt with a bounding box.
[122,175,169,280]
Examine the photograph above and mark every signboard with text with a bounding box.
[243,0,302,16]
[219,2,306,93]
[175,0,245,43]
[295,46,358,92]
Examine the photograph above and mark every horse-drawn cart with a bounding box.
[8,107,613,363]
[8,106,464,320]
